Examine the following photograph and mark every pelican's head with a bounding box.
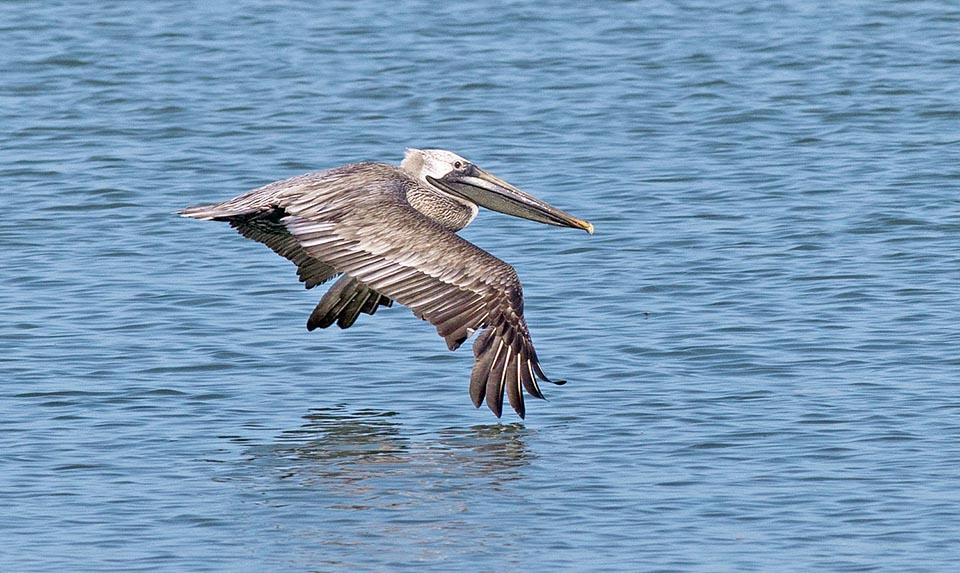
[401,148,594,234]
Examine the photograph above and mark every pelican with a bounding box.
[180,149,593,418]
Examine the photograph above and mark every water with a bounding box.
[2,1,959,571]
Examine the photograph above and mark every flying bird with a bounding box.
[180,149,593,418]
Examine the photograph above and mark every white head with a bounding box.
[400,148,473,183]
[399,147,595,234]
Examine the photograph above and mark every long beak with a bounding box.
[429,168,594,234]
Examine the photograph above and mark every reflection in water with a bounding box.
[250,406,533,509]
[230,409,538,568]
[278,407,410,467]
[434,423,533,478]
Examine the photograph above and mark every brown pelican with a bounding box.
[180,149,593,418]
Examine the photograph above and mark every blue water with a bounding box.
[3,1,959,571]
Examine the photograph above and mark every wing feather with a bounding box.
[224,210,340,289]
[504,351,522,418]
[485,339,508,418]
[281,193,558,417]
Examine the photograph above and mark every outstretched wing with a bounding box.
[280,184,560,419]
[228,209,339,288]
[179,166,367,289]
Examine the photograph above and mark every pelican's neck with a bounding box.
[406,183,478,232]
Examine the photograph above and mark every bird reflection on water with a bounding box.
[254,407,533,508]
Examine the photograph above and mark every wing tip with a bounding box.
[178,205,216,220]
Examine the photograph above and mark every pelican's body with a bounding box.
[180,149,592,418]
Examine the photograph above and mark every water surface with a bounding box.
[2,1,959,571]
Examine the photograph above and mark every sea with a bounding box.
[2,1,959,571]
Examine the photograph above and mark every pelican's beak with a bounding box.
[429,167,594,234]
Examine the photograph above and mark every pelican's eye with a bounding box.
[454,161,464,169]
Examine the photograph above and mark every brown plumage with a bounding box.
[180,149,593,418]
